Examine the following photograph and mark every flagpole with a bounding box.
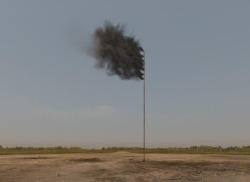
[143,51,146,162]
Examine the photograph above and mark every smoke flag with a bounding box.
[89,21,146,161]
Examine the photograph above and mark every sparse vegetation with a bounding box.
[0,145,250,155]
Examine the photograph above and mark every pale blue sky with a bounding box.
[0,0,250,148]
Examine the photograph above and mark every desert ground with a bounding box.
[0,152,250,182]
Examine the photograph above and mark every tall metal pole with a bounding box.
[143,51,146,162]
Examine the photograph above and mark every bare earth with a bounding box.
[0,152,250,182]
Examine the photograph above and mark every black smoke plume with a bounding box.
[89,21,144,80]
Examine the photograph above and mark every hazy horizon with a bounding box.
[1,0,250,148]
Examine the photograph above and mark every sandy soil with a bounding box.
[0,152,250,182]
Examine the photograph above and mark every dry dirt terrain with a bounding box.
[0,152,250,182]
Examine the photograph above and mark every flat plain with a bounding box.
[0,152,250,182]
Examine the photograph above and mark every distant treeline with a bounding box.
[0,145,250,155]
